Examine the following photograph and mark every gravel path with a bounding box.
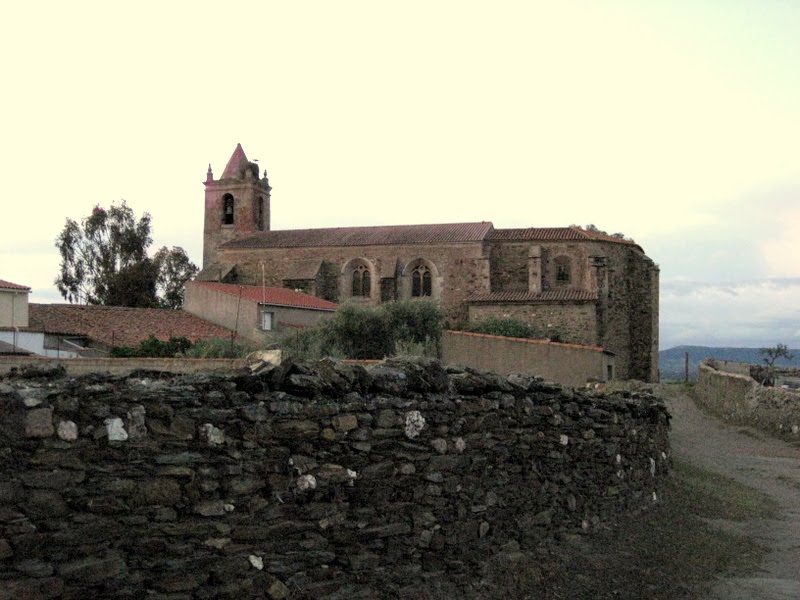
[666,391,800,599]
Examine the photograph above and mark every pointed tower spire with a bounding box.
[221,143,249,179]
[202,144,272,268]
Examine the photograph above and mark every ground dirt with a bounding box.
[530,385,800,600]
[668,386,800,599]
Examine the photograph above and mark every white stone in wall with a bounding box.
[57,420,78,441]
[431,438,448,454]
[105,417,128,442]
[297,474,317,491]
[199,423,225,446]
[404,411,425,439]
[454,437,466,453]
[127,405,147,438]
[559,434,569,446]
[649,457,656,477]
[249,555,264,570]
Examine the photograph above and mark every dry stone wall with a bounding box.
[0,359,670,599]
[695,361,800,436]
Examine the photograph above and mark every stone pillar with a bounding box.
[528,245,542,293]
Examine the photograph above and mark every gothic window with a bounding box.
[554,256,571,284]
[352,265,371,297]
[412,265,432,297]
[223,194,235,225]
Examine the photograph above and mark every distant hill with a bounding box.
[659,345,800,381]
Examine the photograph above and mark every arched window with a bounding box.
[222,194,235,225]
[256,197,264,230]
[352,265,371,297]
[412,265,432,297]
[554,256,571,284]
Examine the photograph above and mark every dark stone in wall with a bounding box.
[0,359,670,598]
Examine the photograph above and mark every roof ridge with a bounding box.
[220,221,494,250]
[267,220,493,233]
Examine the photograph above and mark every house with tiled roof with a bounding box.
[0,276,235,357]
[0,279,32,354]
[0,279,30,329]
[198,144,659,381]
[184,281,336,343]
[27,304,234,350]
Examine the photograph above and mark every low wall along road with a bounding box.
[0,358,670,598]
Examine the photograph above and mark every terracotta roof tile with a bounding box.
[467,290,599,303]
[220,222,494,250]
[0,279,31,291]
[489,226,638,246]
[190,282,337,311]
[28,304,234,348]
[445,329,607,352]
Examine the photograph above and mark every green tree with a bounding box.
[55,201,198,308]
[760,344,794,368]
[153,246,199,309]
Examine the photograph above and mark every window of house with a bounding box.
[607,364,614,381]
[223,194,235,225]
[261,311,274,331]
[351,265,371,297]
[412,265,432,297]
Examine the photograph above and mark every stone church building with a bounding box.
[199,144,659,381]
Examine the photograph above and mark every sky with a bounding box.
[1,0,798,350]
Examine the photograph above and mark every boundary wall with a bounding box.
[0,355,246,376]
[695,361,800,436]
[442,330,614,387]
[0,358,669,598]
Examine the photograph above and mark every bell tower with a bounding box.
[203,143,271,267]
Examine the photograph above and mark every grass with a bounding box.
[527,460,777,600]
[408,459,777,600]
[675,460,778,521]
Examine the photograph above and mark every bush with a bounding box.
[382,299,442,354]
[277,300,443,361]
[183,336,257,358]
[111,336,192,358]
[322,303,394,360]
[278,328,344,362]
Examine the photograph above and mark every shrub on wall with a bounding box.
[450,317,562,341]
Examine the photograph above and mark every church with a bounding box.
[197,144,659,381]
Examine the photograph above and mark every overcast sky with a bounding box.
[1,1,798,350]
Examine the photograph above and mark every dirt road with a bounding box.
[666,390,800,599]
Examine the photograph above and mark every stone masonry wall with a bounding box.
[695,361,800,437]
[220,242,490,324]
[0,359,670,599]
[468,301,598,347]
